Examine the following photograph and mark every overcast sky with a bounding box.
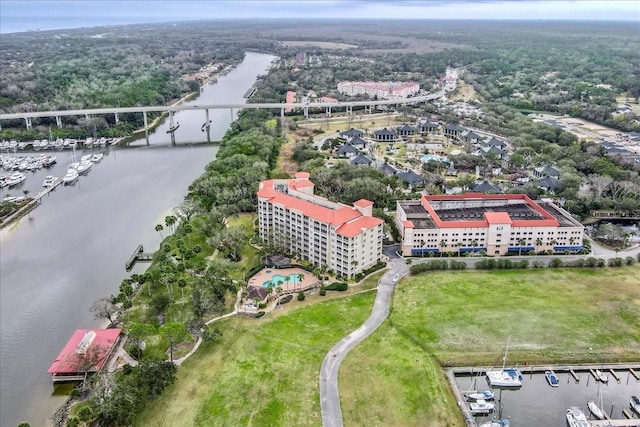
[1,0,638,34]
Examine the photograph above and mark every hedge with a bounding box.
[325,282,348,291]
[255,311,265,318]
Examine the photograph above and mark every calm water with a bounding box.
[0,52,275,427]
[456,369,640,425]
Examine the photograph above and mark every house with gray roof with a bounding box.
[350,154,373,166]
[374,128,397,142]
[379,162,398,177]
[533,165,561,179]
[397,124,417,137]
[419,121,439,133]
[483,136,507,149]
[396,170,425,188]
[337,144,359,158]
[347,136,367,149]
[463,131,482,144]
[340,128,364,140]
[471,180,503,194]
[537,176,562,194]
[444,124,466,139]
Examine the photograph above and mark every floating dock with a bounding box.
[125,244,152,271]
[589,420,640,426]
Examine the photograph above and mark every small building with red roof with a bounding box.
[257,173,384,278]
[396,193,584,256]
[47,328,121,382]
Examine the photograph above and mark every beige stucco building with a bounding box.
[257,172,384,277]
[396,193,584,256]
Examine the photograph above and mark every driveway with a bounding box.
[320,245,407,427]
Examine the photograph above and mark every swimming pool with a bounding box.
[263,274,300,288]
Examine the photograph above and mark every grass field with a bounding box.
[339,267,640,426]
[135,267,640,426]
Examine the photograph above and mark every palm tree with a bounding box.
[420,240,426,257]
[457,242,463,258]
[155,224,164,239]
[439,239,447,257]
[165,215,177,234]
[296,273,304,291]
[276,285,283,309]
[535,238,542,253]
[23,189,32,219]
[518,238,526,256]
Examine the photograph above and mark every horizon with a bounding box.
[1,0,638,34]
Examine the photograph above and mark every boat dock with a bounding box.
[445,368,478,427]
[125,244,152,271]
[589,420,640,426]
[630,368,639,381]
[569,368,581,382]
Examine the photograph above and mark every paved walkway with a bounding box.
[320,245,407,427]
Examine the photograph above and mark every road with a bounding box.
[319,238,639,426]
[319,245,407,427]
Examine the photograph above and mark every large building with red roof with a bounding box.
[47,328,121,382]
[396,194,584,256]
[257,172,384,278]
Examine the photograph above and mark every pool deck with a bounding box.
[247,267,321,295]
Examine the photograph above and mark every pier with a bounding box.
[589,420,640,427]
[630,368,639,381]
[125,244,153,271]
[569,368,580,382]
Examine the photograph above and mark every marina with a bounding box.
[450,365,640,426]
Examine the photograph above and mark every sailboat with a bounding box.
[486,338,522,388]
[587,382,607,420]
[464,373,495,402]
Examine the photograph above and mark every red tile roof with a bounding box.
[47,329,121,375]
[354,199,374,208]
[484,212,513,224]
[403,220,414,228]
[337,216,384,237]
[258,179,381,234]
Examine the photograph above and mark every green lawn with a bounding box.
[136,291,376,427]
[134,267,640,427]
[339,267,640,426]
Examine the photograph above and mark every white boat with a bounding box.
[595,369,608,383]
[486,339,522,388]
[40,140,50,149]
[630,395,640,414]
[479,419,510,427]
[465,389,495,402]
[80,154,92,162]
[566,407,590,427]
[76,160,92,175]
[6,172,26,187]
[84,137,94,147]
[42,175,59,187]
[68,162,80,170]
[91,153,104,163]
[62,169,79,185]
[545,370,559,387]
[587,400,606,420]
[42,155,57,167]
[469,399,494,415]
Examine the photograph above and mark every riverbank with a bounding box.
[123,64,239,145]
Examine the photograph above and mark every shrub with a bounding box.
[597,258,606,268]
[585,257,599,267]
[258,302,267,309]
[279,294,293,304]
[297,291,305,301]
[325,282,348,291]
[532,261,546,268]
[625,256,636,266]
[319,285,327,296]
[255,311,265,318]
[607,257,624,267]
[549,258,563,268]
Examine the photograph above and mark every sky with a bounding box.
[0,0,638,34]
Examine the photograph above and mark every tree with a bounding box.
[155,224,164,239]
[518,238,526,256]
[535,238,543,253]
[439,240,447,257]
[90,297,118,326]
[23,189,31,219]
[159,323,188,363]
[77,406,93,427]
[296,273,304,291]
[165,215,177,234]
[126,323,156,359]
[178,278,187,299]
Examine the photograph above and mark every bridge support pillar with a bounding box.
[346,106,352,115]
[114,112,119,125]
[55,116,62,127]
[281,108,284,119]
[168,111,176,146]
[25,117,32,129]
[143,111,149,145]
[205,109,211,143]
[304,107,309,119]
[230,108,234,122]
[325,107,332,118]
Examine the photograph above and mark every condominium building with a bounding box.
[396,193,584,256]
[257,173,384,277]
[337,81,420,99]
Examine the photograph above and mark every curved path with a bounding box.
[320,246,408,427]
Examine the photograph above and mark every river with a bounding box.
[0,51,276,427]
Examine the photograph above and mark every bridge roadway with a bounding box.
[0,93,443,122]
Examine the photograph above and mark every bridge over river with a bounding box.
[0,92,444,144]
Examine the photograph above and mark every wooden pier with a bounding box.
[125,244,152,271]
[590,420,640,426]
[569,368,581,382]
[609,368,621,383]
[630,368,639,381]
